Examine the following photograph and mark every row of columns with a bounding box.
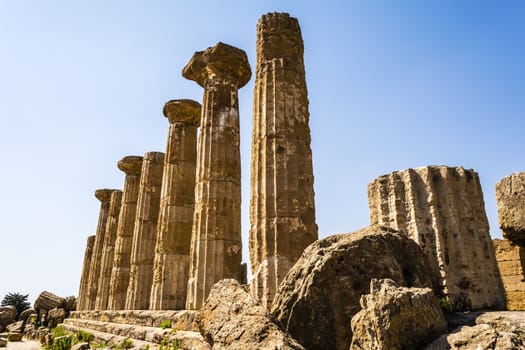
[77,13,318,311]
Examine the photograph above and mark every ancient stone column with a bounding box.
[95,189,122,310]
[150,99,201,310]
[77,235,95,311]
[496,172,525,246]
[493,239,525,310]
[85,189,117,310]
[107,156,143,310]
[249,12,318,308]
[183,42,251,310]
[125,151,165,310]
[368,166,505,310]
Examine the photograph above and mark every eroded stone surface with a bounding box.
[197,279,305,350]
[150,99,201,310]
[77,235,95,311]
[368,166,505,310]
[350,278,447,350]
[496,172,525,246]
[126,152,165,310]
[95,189,122,310]
[85,189,117,310]
[184,42,251,310]
[107,156,143,310]
[249,12,318,309]
[493,239,525,310]
[425,311,525,349]
[271,225,436,350]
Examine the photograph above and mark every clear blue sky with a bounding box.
[0,1,523,304]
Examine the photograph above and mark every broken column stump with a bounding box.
[368,166,505,310]
[496,172,525,246]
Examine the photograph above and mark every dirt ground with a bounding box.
[5,340,42,350]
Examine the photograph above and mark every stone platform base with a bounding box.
[61,310,210,350]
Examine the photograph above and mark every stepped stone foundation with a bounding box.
[249,12,318,308]
[126,152,165,310]
[496,172,525,246]
[150,99,201,310]
[85,189,118,310]
[183,42,251,310]
[368,166,505,309]
[107,156,143,310]
[77,235,95,311]
[95,189,122,310]
[493,239,525,310]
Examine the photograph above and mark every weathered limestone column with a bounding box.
[95,189,122,310]
[368,166,505,310]
[183,42,251,310]
[493,239,525,310]
[107,156,143,310]
[150,99,201,310]
[85,189,117,310]
[125,152,165,310]
[249,12,318,308]
[496,172,525,246]
[77,235,95,311]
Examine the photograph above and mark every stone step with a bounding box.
[68,310,198,330]
[60,319,209,350]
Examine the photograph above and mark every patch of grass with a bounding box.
[75,329,94,343]
[50,326,67,339]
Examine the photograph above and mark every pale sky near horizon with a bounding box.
[0,1,523,304]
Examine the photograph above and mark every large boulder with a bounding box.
[271,225,438,350]
[18,308,36,323]
[47,308,66,328]
[6,320,24,333]
[197,279,304,350]
[350,279,447,350]
[0,306,17,332]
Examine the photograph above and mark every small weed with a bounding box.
[160,319,172,329]
[50,326,67,339]
[92,342,107,349]
[116,338,134,350]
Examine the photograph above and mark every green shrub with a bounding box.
[160,319,172,329]
[50,326,67,339]
[52,336,72,350]
[116,338,134,350]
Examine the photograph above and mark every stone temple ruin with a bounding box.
[67,12,525,350]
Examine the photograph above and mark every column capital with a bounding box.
[118,156,143,175]
[182,42,251,88]
[95,189,118,203]
[163,99,201,126]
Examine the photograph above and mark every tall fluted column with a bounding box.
[95,189,122,310]
[249,12,318,308]
[77,235,95,311]
[126,152,165,310]
[150,99,201,310]
[183,42,251,310]
[85,189,117,310]
[107,156,143,310]
[368,166,505,309]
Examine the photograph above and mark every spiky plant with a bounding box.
[1,292,30,316]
